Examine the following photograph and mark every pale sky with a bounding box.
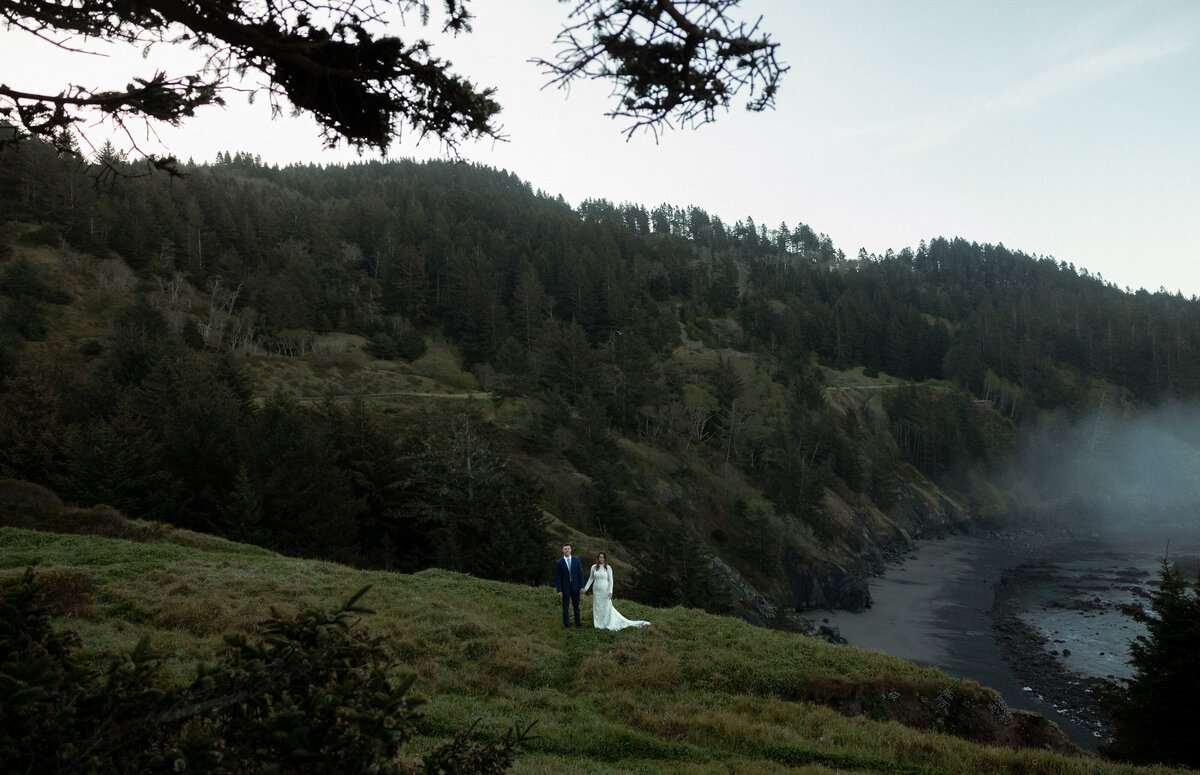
[3,0,1198,295]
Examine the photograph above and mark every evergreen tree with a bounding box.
[388,409,549,583]
[53,408,173,519]
[1,1,784,161]
[0,369,63,484]
[1102,557,1200,767]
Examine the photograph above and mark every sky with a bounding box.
[3,0,1199,295]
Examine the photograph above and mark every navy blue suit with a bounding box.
[555,555,585,627]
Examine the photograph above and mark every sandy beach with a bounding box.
[804,531,1169,750]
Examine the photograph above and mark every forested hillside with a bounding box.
[3,140,1199,618]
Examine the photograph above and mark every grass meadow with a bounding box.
[2,522,1195,775]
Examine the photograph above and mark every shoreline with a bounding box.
[805,529,1148,752]
[990,559,1115,745]
[987,537,1190,749]
[810,528,1200,752]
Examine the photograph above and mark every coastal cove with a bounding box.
[804,531,1200,752]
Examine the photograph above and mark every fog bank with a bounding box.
[1000,401,1200,548]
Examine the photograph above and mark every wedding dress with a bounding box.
[582,564,650,630]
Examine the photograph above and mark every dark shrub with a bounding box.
[16,224,62,248]
[0,574,529,774]
[0,479,64,514]
[396,328,428,360]
[0,256,71,303]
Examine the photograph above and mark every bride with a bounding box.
[582,552,650,630]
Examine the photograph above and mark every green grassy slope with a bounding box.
[1,524,1190,775]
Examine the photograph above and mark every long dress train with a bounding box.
[582,564,650,630]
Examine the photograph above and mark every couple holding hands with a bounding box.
[554,543,650,631]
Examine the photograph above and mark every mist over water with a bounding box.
[1001,400,1200,549]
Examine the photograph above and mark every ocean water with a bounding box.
[1013,551,1146,682]
[803,532,1199,749]
[1012,536,1200,682]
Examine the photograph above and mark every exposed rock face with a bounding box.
[781,550,872,611]
[710,556,777,624]
[888,484,972,539]
[729,480,979,615]
[832,688,1081,755]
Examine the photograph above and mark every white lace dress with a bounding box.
[582,564,650,630]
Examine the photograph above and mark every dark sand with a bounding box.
[805,532,1133,750]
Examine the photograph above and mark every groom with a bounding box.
[555,543,585,628]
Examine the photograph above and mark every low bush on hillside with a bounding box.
[0,255,70,302]
[0,478,64,513]
[0,482,264,554]
[15,224,63,248]
[0,571,530,773]
[368,329,428,361]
